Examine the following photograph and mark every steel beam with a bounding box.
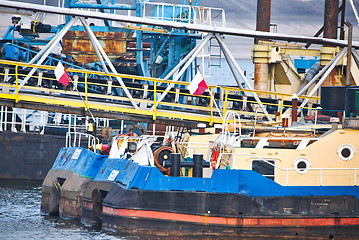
[81,19,110,75]
[69,3,136,10]
[149,33,213,111]
[215,34,273,121]
[80,18,139,109]
[1,1,359,48]
[298,47,347,111]
[297,47,347,96]
[19,18,78,88]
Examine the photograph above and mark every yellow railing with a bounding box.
[0,59,319,124]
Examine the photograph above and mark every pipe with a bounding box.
[297,47,347,96]
[346,21,353,86]
[81,18,139,109]
[255,0,271,43]
[215,34,273,121]
[324,0,339,40]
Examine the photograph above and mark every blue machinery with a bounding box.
[1,0,207,80]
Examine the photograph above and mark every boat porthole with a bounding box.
[293,157,311,174]
[337,144,355,161]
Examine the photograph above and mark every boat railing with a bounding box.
[142,2,226,28]
[0,106,110,134]
[218,152,359,187]
[236,136,319,150]
[66,131,98,152]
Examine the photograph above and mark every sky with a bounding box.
[1,0,359,58]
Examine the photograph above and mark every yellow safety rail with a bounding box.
[0,59,319,125]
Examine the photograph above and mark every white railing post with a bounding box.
[78,133,81,147]
[355,169,357,186]
[73,75,78,91]
[40,111,45,134]
[73,131,76,147]
[37,71,43,87]
[68,114,71,133]
[11,109,16,132]
[66,132,68,148]
[4,107,7,131]
[21,109,26,132]
[0,106,3,131]
[107,79,112,95]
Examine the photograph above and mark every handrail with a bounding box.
[0,59,319,124]
[142,2,226,28]
[66,131,98,152]
[220,152,359,186]
[0,106,109,133]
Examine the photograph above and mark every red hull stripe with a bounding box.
[100,206,359,227]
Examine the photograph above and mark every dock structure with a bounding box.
[0,59,320,126]
[0,1,358,125]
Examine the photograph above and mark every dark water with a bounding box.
[0,181,131,240]
[0,181,243,240]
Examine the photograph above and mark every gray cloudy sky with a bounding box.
[1,0,359,58]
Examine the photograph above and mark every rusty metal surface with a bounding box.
[255,0,271,44]
[62,31,128,63]
[323,0,339,40]
[254,63,269,95]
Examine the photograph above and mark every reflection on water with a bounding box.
[0,181,247,240]
[0,181,125,240]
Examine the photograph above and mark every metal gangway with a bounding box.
[0,59,319,126]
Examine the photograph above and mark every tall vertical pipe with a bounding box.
[254,0,271,93]
[323,0,339,86]
[324,0,339,39]
[340,0,346,40]
[255,0,271,43]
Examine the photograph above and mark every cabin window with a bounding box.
[252,160,275,180]
[294,157,311,174]
[337,144,355,161]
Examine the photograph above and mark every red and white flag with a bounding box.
[187,71,208,95]
[54,62,70,87]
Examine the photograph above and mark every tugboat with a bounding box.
[40,108,359,238]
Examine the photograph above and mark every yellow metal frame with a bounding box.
[0,60,319,124]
